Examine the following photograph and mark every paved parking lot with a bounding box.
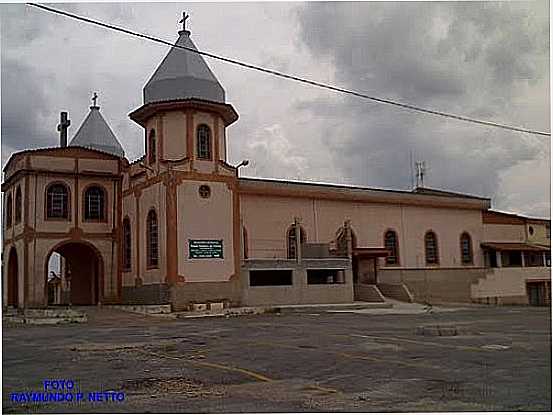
[2,305,551,413]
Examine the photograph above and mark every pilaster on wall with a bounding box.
[165,171,178,285]
[186,110,194,167]
[294,217,302,263]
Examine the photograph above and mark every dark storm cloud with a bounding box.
[1,2,548,218]
[1,57,57,150]
[296,1,549,215]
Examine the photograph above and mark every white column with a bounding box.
[521,251,526,268]
[496,251,502,268]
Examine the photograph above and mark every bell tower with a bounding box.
[126,14,241,303]
[130,15,238,172]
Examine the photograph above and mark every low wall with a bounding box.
[379,268,486,303]
[471,267,550,304]
[170,279,241,311]
[241,258,354,306]
[121,283,170,305]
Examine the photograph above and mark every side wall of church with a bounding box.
[240,193,485,268]
[483,223,526,243]
[121,180,169,305]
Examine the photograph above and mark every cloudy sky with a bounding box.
[1,1,550,217]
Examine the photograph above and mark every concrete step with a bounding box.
[275,302,393,312]
[354,284,387,303]
[3,307,87,325]
[377,283,414,303]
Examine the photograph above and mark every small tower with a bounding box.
[123,14,240,303]
[130,15,238,169]
[70,93,125,157]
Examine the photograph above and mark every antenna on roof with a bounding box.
[415,161,427,188]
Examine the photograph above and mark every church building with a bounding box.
[3,21,550,310]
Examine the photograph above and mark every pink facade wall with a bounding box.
[241,193,485,269]
[483,223,526,243]
[177,180,235,282]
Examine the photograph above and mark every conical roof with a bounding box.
[69,105,125,157]
[144,29,225,104]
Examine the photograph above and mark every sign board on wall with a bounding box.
[189,240,224,259]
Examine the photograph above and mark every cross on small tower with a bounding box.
[91,92,98,108]
[57,111,71,148]
[179,12,190,32]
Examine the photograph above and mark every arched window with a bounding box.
[243,226,249,259]
[84,186,106,221]
[460,232,473,265]
[384,230,399,265]
[148,129,157,164]
[425,231,439,265]
[14,186,22,224]
[147,209,159,268]
[123,217,132,271]
[287,225,306,259]
[196,124,212,160]
[5,192,13,228]
[46,183,69,219]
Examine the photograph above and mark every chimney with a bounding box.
[57,111,71,147]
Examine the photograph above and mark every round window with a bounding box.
[199,185,211,199]
[529,226,534,236]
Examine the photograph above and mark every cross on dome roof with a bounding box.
[69,95,125,158]
[143,13,225,105]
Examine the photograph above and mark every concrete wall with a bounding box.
[527,223,551,246]
[241,193,485,269]
[122,283,170,305]
[240,258,353,306]
[170,279,241,311]
[379,267,486,303]
[471,267,550,304]
[483,223,526,243]
[177,180,235,282]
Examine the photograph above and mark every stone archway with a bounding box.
[7,247,19,307]
[46,241,103,305]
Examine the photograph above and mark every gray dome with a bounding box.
[144,30,225,104]
[69,106,125,157]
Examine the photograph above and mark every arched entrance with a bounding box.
[7,247,19,307]
[46,241,103,305]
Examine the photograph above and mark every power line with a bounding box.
[27,3,550,137]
